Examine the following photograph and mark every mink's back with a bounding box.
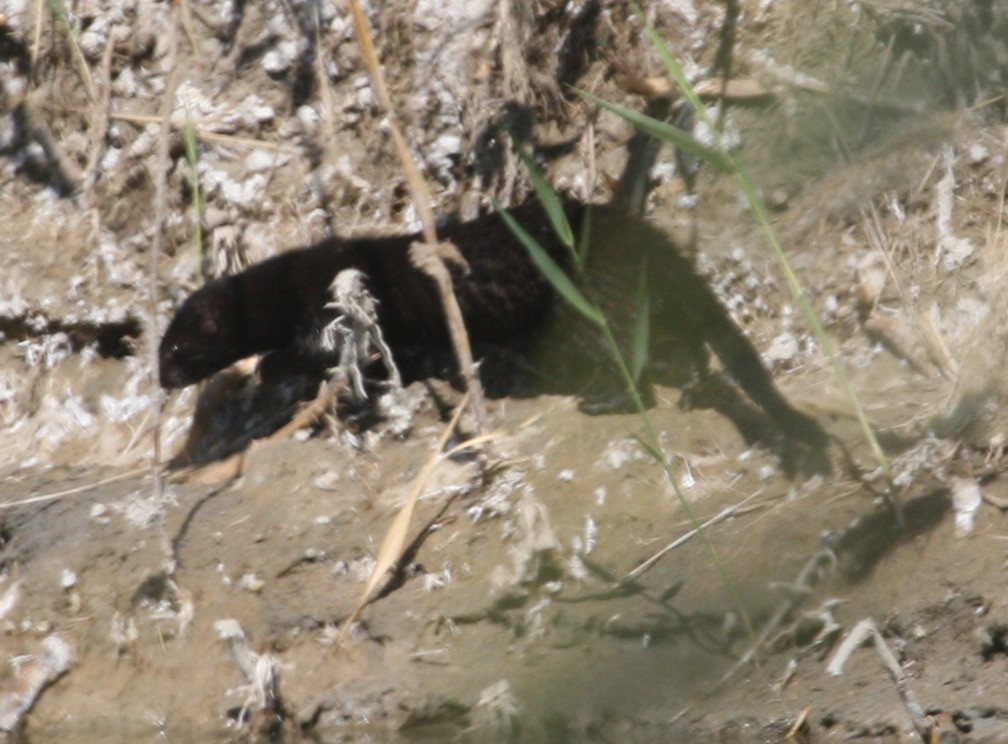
[223,200,568,384]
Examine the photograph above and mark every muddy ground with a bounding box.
[2,0,1008,742]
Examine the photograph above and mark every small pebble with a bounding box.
[238,573,265,593]
[59,569,77,590]
[968,143,989,166]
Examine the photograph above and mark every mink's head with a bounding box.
[159,278,244,388]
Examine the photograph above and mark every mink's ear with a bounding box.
[198,309,219,337]
[189,289,227,338]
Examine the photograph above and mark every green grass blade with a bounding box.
[734,165,891,477]
[629,1,705,115]
[181,107,206,279]
[494,200,603,327]
[576,89,732,171]
[515,147,575,249]
[630,264,650,383]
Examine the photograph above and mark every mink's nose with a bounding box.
[158,344,187,389]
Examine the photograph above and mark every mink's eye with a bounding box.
[162,342,184,363]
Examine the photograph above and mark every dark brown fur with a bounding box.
[159,200,826,445]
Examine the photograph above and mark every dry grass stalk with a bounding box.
[46,105,297,151]
[46,0,97,103]
[346,0,487,431]
[826,618,930,739]
[307,3,341,235]
[618,73,771,102]
[30,0,44,67]
[84,33,115,182]
[744,48,923,115]
[784,707,811,742]
[341,393,469,635]
[180,449,246,485]
[0,467,150,511]
[858,213,917,337]
[671,547,837,723]
[623,488,765,582]
[918,307,956,376]
[994,128,1008,249]
[173,0,202,64]
[859,203,957,379]
[150,15,180,500]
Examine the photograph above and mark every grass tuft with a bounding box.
[515,145,575,250]
[494,201,603,327]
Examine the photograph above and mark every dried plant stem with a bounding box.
[44,105,297,151]
[341,393,470,635]
[671,548,836,723]
[0,467,150,511]
[46,0,96,102]
[994,126,1008,254]
[826,618,930,738]
[84,33,115,183]
[151,22,180,500]
[176,0,202,64]
[30,0,44,67]
[624,488,765,582]
[346,0,487,431]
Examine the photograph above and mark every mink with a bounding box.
[159,199,826,446]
